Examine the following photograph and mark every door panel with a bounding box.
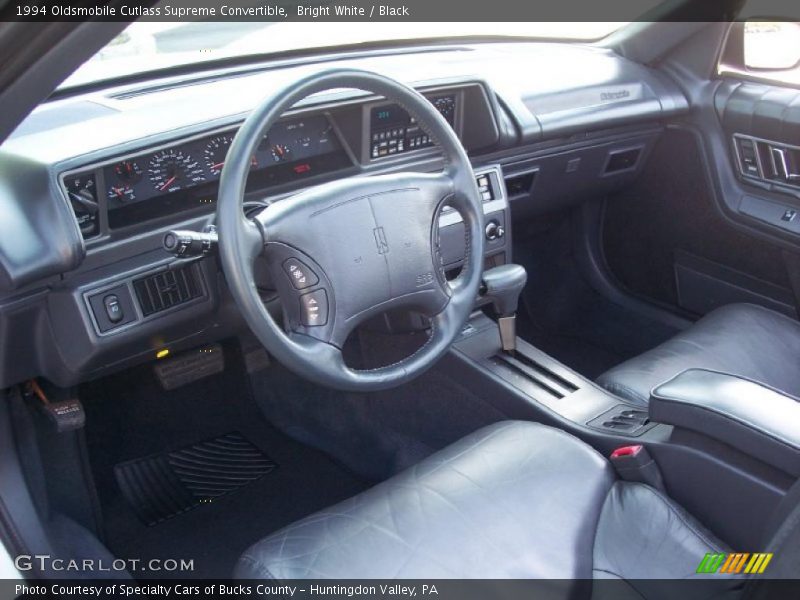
[602,126,798,318]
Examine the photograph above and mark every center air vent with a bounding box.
[133,265,203,317]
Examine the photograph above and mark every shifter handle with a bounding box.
[481,264,527,353]
[481,264,527,317]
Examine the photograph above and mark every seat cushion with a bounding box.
[237,421,615,579]
[593,481,728,580]
[236,421,728,582]
[592,482,734,600]
[597,303,800,405]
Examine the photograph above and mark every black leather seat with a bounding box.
[236,421,731,580]
[597,303,800,406]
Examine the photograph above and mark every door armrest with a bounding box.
[651,369,800,477]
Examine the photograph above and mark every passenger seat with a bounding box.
[597,303,800,405]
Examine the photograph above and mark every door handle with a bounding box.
[771,146,800,181]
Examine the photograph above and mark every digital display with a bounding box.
[103,114,350,228]
[369,94,456,159]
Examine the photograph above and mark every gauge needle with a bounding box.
[159,176,177,191]
[212,162,225,171]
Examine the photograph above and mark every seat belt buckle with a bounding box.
[610,444,665,492]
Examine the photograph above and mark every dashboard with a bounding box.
[0,42,689,388]
[59,88,478,240]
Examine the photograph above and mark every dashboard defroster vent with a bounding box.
[133,265,203,317]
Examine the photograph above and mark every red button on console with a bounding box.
[610,445,643,459]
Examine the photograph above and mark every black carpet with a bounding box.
[114,431,277,527]
[250,332,508,482]
[81,344,367,579]
[514,212,679,380]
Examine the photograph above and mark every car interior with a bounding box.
[0,3,799,594]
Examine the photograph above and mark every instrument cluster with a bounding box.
[62,113,350,235]
[60,89,464,238]
[103,114,345,215]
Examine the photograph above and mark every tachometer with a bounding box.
[148,149,205,193]
[204,135,233,176]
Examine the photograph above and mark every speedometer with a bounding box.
[148,149,205,193]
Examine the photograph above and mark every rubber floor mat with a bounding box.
[114,432,276,526]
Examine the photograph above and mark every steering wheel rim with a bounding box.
[217,68,484,391]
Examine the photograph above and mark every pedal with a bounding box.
[153,343,224,390]
[243,346,271,374]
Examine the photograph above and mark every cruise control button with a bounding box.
[299,289,328,327]
[283,258,319,290]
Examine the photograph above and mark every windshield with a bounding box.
[62,22,627,89]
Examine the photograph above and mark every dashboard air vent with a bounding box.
[133,265,203,317]
[604,147,642,174]
[504,171,537,198]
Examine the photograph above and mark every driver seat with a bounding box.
[235,421,798,587]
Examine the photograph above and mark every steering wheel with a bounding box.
[217,69,484,391]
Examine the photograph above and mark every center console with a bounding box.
[443,302,797,551]
[651,369,800,478]
[446,311,659,447]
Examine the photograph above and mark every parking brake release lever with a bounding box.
[480,264,527,354]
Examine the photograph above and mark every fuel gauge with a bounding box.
[107,184,136,203]
[270,143,291,162]
[114,160,142,184]
[107,160,141,204]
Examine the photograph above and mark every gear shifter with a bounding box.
[480,264,527,354]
